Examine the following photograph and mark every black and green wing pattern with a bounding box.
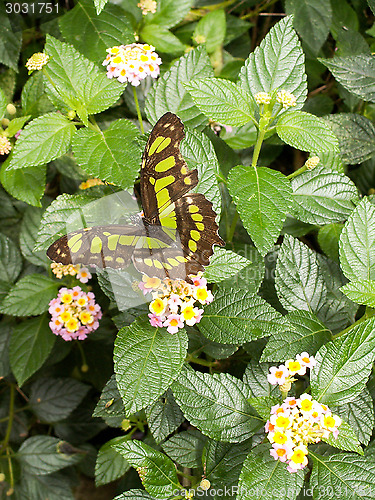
[47,112,224,279]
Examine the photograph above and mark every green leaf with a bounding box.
[145,47,214,130]
[17,436,83,475]
[185,78,254,126]
[275,234,326,313]
[29,378,90,423]
[172,365,263,442]
[0,3,22,71]
[16,471,75,500]
[144,0,194,29]
[326,113,375,164]
[0,274,59,317]
[9,315,55,386]
[242,360,280,398]
[6,116,31,138]
[323,420,363,455]
[204,439,251,494]
[238,444,304,500]
[115,492,155,500]
[162,429,207,468]
[203,247,250,283]
[93,375,125,427]
[286,0,332,54]
[146,390,184,444]
[0,160,46,207]
[276,110,338,153]
[261,310,332,362]
[291,165,358,224]
[72,119,141,189]
[44,35,125,117]
[114,317,188,415]
[311,317,375,405]
[95,436,131,486]
[113,440,180,499]
[228,166,292,256]
[183,127,221,216]
[333,389,374,446]
[7,113,76,170]
[19,204,50,268]
[320,54,375,103]
[0,86,6,120]
[59,0,134,64]
[93,0,108,14]
[198,286,286,344]
[318,223,343,262]
[341,279,375,307]
[0,323,11,378]
[140,25,186,54]
[0,233,22,283]
[21,72,55,118]
[339,198,375,281]
[239,16,307,110]
[193,9,226,53]
[310,452,375,500]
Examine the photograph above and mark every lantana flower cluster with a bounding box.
[138,273,213,334]
[49,287,102,341]
[26,52,49,73]
[103,43,161,86]
[0,136,11,155]
[51,263,92,284]
[265,396,342,473]
[137,0,157,15]
[254,90,297,109]
[267,352,316,391]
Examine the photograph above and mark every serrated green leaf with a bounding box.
[261,310,332,362]
[0,233,22,283]
[339,198,375,282]
[17,436,83,475]
[146,390,184,444]
[0,274,59,317]
[228,166,292,256]
[310,452,375,500]
[21,72,55,118]
[114,317,188,415]
[275,235,326,313]
[324,421,363,455]
[341,279,375,307]
[9,315,55,386]
[16,471,75,500]
[93,374,125,427]
[183,127,221,216]
[333,389,374,446]
[0,160,46,207]
[199,286,286,344]
[7,113,76,170]
[0,68,16,103]
[72,119,141,189]
[277,110,338,153]
[239,16,307,110]
[141,25,186,54]
[286,0,332,54]
[291,165,358,224]
[238,444,304,499]
[29,377,90,423]
[0,3,22,71]
[0,323,11,378]
[95,436,131,486]
[0,86,6,120]
[203,247,250,283]
[113,440,180,499]
[320,54,375,103]
[144,0,194,29]
[185,78,254,126]
[59,0,134,64]
[318,223,343,262]
[242,360,280,399]
[326,113,375,164]
[172,366,263,442]
[193,9,226,53]
[162,428,207,468]
[311,317,375,405]
[145,47,214,130]
[19,204,50,268]
[44,35,125,115]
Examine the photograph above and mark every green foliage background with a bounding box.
[1,0,375,498]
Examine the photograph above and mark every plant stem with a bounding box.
[251,128,266,167]
[333,307,375,340]
[2,384,15,451]
[133,86,144,134]
[76,341,88,371]
[287,164,308,180]
[185,354,217,367]
[6,447,14,490]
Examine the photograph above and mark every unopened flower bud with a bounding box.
[6,103,16,115]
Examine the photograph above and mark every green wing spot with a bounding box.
[90,236,103,254]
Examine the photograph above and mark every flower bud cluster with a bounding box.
[138,273,213,334]
[26,52,49,72]
[267,352,316,389]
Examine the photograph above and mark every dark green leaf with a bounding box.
[95,436,131,486]
[323,420,363,455]
[146,390,184,443]
[0,161,46,207]
[144,0,194,29]
[0,233,22,283]
[203,247,250,283]
[162,428,207,468]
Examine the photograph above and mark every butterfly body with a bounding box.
[47,112,224,279]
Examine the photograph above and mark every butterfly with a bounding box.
[47,112,224,280]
